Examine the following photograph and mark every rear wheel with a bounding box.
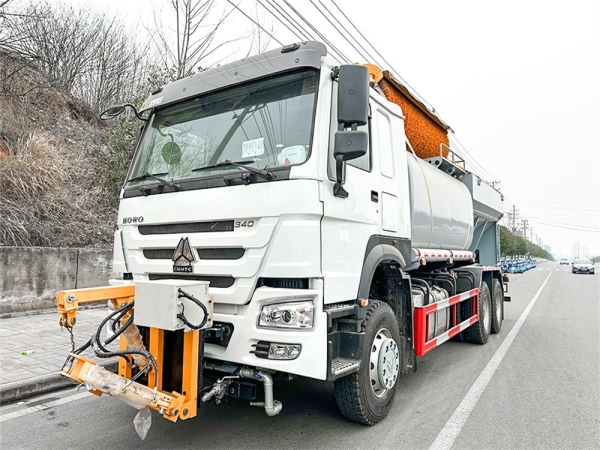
[463,282,491,344]
[490,278,503,334]
[334,301,401,425]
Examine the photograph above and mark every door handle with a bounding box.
[371,191,379,203]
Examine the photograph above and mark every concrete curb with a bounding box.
[0,361,118,405]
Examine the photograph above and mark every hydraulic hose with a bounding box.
[177,288,209,330]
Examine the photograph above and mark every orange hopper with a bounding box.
[364,64,450,159]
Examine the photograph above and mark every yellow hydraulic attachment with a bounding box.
[56,285,200,423]
[61,354,186,421]
[57,285,135,329]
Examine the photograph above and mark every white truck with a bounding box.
[57,41,509,432]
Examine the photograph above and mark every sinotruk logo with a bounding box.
[172,237,195,273]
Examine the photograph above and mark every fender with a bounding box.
[357,235,410,299]
[454,265,491,292]
[355,236,416,373]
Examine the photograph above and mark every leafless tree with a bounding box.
[150,0,238,80]
[245,3,273,57]
[1,2,106,92]
[0,1,155,113]
[72,18,151,113]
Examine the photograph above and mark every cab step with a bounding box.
[331,357,361,378]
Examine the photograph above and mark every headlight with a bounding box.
[258,300,314,329]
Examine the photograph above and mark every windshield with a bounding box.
[574,259,592,264]
[127,70,318,185]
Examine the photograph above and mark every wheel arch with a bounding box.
[357,243,407,300]
[357,240,416,373]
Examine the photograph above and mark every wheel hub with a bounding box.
[482,290,491,335]
[369,329,399,397]
[495,289,502,321]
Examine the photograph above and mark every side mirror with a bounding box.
[333,131,367,198]
[334,65,369,198]
[334,131,368,162]
[100,105,126,120]
[100,103,148,122]
[337,65,369,126]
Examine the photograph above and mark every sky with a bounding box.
[67,0,600,257]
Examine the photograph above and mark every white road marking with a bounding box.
[0,391,90,423]
[429,267,555,450]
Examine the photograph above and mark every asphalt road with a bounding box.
[1,261,598,449]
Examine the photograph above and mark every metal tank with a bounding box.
[407,152,474,250]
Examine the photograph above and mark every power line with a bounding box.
[448,132,498,182]
[226,0,283,46]
[272,0,349,65]
[521,207,599,214]
[309,0,371,63]
[282,0,352,64]
[264,0,314,42]
[318,0,379,64]
[527,218,600,232]
[256,0,303,42]
[329,0,434,113]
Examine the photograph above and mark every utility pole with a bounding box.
[530,226,534,242]
[507,205,519,234]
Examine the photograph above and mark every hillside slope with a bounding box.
[0,48,116,247]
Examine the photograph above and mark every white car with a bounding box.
[560,258,569,265]
[572,258,595,274]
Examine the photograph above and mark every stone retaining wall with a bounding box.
[0,247,113,314]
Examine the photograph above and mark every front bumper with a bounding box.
[206,286,328,380]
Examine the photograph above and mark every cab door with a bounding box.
[321,86,381,304]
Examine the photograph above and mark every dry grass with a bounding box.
[0,132,113,247]
[0,49,116,248]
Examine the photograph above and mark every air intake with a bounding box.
[138,220,234,235]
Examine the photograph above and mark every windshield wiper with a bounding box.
[192,159,275,180]
[127,172,182,190]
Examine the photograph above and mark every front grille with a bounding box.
[148,274,235,288]
[143,249,174,259]
[139,220,234,235]
[143,248,245,260]
[197,248,245,260]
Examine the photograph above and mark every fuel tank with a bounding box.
[407,152,473,250]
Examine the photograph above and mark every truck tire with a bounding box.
[463,282,491,345]
[334,301,401,425]
[490,278,503,334]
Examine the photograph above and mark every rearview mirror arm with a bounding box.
[333,154,348,198]
[123,103,148,122]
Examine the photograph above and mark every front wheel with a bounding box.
[334,301,401,425]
